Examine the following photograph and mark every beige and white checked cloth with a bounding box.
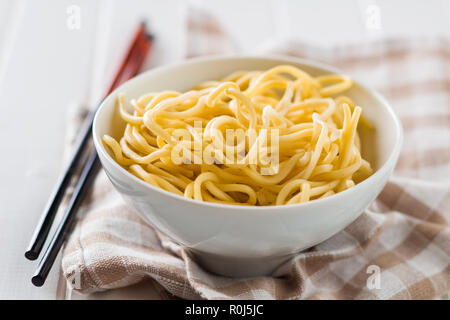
[61,8,450,300]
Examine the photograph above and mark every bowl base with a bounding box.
[190,250,294,278]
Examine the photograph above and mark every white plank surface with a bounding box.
[0,0,448,299]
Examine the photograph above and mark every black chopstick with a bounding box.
[30,23,153,287]
[32,151,100,287]
[25,21,151,261]
[25,111,95,260]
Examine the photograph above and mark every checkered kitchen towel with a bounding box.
[61,7,450,299]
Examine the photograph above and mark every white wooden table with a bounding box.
[0,0,448,299]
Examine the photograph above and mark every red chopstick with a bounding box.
[28,22,153,287]
[107,22,153,94]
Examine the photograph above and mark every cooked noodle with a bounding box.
[103,65,373,206]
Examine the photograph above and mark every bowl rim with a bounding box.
[92,54,403,211]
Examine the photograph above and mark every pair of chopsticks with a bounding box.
[26,22,153,287]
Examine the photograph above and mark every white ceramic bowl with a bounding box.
[93,56,403,277]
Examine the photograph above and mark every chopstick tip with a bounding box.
[31,274,45,287]
[25,250,38,261]
[140,19,148,28]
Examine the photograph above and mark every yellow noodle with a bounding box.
[103,65,373,206]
